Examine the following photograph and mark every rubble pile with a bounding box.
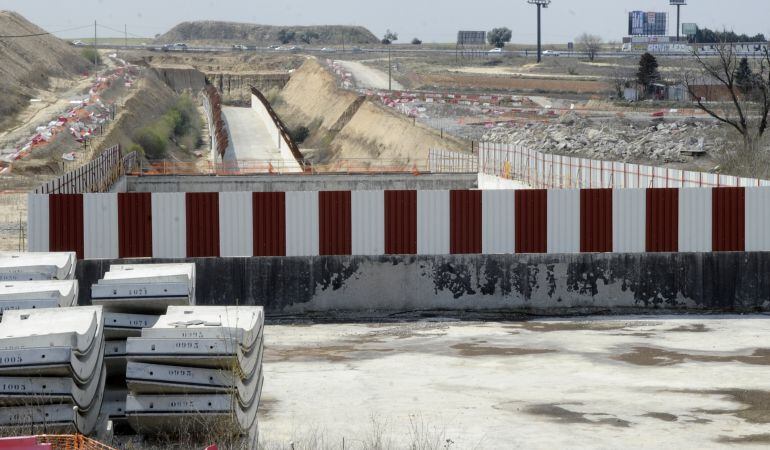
[482,112,725,163]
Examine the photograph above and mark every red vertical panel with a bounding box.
[515,190,547,253]
[253,192,286,256]
[318,191,352,256]
[118,193,152,258]
[450,190,482,254]
[712,187,745,251]
[185,193,220,258]
[645,188,678,252]
[49,194,84,259]
[580,189,613,253]
[385,190,417,254]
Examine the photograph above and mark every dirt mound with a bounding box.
[276,59,467,164]
[0,11,89,126]
[156,21,378,46]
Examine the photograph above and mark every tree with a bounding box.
[576,33,602,62]
[382,30,398,45]
[488,27,512,49]
[694,27,766,44]
[277,29,296,44]
[637,52,660,98]
[610,66,635,99]
[299,31,320,45]
[735,57,755,94]
[684,43,770,160]
[411,38,422,45]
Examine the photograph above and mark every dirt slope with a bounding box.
[276,58,467,164]
[0,11,89,126]
[156,21,378,46]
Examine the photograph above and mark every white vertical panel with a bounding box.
[746,187,770,251]
[285,191,319,257]
[83,193,118,259]
[547,189,580,253]
[219,192,253,257]
[679,188,712,252]
[417,190,449,255]
[27,194,49,252]
[482,190,516,254]
[151,193,186,258]
[613,189,646,253]
[351,191,384,255]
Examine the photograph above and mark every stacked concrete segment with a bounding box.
[0,251,76,281]
[90,263,195,427]
[0,280,78,315]
[125,306,264,441]
[0,306,105,434]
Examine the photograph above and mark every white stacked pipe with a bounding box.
[125,306,264,441]
[91,263,195,426]
[0,306,105,434]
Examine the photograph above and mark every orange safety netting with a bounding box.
[36,435,116,450]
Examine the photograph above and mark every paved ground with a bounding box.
[336,60,404,91]
[258,316,770,449]
[221,106,282,164]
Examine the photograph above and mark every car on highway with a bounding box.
[321,47,335,53]
[232,44,248,51]
[543,50,560,56]
[288,46,302,53]
[162,43,189,52]
[488,47,503,53]
[71,40,85,46]
[268,45,280,50]
[351,47,363,53]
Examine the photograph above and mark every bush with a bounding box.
[411,38,422,45]
[80,48,102,65]
[134,127,167,159]
[290,126,310,144]
[127,143,144,158]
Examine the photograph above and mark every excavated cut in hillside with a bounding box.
[276,59,468,164]
[156,21,378,45]
[0,11,89,123]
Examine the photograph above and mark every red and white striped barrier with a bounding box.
[27,187,769,259]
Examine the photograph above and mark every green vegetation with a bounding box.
[488,27,512,49]
[132,95,201,160]
[382,30,398,45]
[693,27,766,44]
[290,126,310,144]
[637,52,660,99]
[80,48,102,65]
[411,38,422,45]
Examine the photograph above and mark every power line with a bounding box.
[97,23,144,39]
[0,24,92,38]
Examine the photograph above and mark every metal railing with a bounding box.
[131,158,435,176]
[33,145,138,194]
[477,142,770,189]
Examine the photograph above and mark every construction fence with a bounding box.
[429,143,770,189]
[33,145,137,194]
[27,186,769,259]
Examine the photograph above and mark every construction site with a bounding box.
[1,2,770,449]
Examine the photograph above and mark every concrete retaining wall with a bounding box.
[76,253,770,315]
[124,173,478,192]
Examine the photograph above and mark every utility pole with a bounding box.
[388,44,392,91]
[527,0,551,63]
[670,0,687,42]
[93,20,98,76]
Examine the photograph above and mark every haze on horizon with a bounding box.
[3,0,769,44]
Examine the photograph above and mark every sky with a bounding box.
[3,0,769,44]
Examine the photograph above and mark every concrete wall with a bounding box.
[76,253,770,315]
[124,173,478,192]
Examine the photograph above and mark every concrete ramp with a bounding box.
[221,98,302,173]
[0,280,78,314]
[0,251,76,281]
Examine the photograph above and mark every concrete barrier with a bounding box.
[76,253,770,314]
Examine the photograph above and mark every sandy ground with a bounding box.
[259,316,770,449]
[336,60,404,91]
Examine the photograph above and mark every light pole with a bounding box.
[527,0,551,63]
[670,0,687,42]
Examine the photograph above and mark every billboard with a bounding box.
[457,31,486,46]
[682,23,697,36]
[628,11,668,36]
[669,0,687,5]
